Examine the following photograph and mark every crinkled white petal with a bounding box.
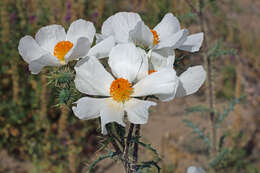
[129,21,153,48]
[100,98,125,134]
[88,36,115,59]
[108,43,143,82]
[187,166,206,173]
[95,33,107,44]
[132,68,178,97]
[29,54,60,74]
[18,36,47,63]
[101,12,141,43]
[136,48,149,81]
[150,48,175,70]
[124,98,156,124]
[178,32,204,52]
[72,97,105,120]
[157,29,189,49]
[66,19,96,44]
[74,56,114,96]
[35,25,66,53]
[175,65,206,98]
[65,37,91,62]
[154,13,181,40]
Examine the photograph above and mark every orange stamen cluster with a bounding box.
[148,70,157,75]
[110,78,133,102]
[54,41,73,64]
[150,29,159,45]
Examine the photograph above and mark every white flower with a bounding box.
[72,43,179,134]
[96,12,141,44]
[18,19,115,74]
[129,13,204,73]
[187,166,206,173]
[98,12,203,62]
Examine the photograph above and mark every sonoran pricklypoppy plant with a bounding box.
[18,19,115,74]
[72,43,179,134]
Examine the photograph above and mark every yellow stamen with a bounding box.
[110,78,133,103]
[150,29,159,45]
[54,41,73,64]
[148,70,157,75]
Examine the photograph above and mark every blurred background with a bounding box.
[0,0,260,172]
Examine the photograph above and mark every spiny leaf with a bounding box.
[209,148,230,167]
[136,161,161,173]
[186,105,212,115]
[216,96,246,125]
[89,151,119,173]
[131,138,161,163]
[183,119,211,148]
[207,39,237,59]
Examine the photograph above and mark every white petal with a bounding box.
[88,36,115,59]
[72,97,105,120]
[74,56,114,96]
[124,98,156,124]
[35,25,66,53]
[178,33,204,52]
[18,36,47,63]
[132,68,178,97]
[29,54,60,74]
[154,13,181,40]
[129,21,153,48]
[150,48,175,70]
[108,43,143,82]
[175,66,206,98]
[187,166,206,173]
[101,12,141,43]
[95,33,107,44]
[136,47,149,81]
[100,98,125,134]
[65,37,91,62]
[66,19,96,44]
[157,29,189,49]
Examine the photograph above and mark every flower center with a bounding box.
[54,41,73,64]
[148,70,157,75]
[110,78,133,103]
[150,29,159,45]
